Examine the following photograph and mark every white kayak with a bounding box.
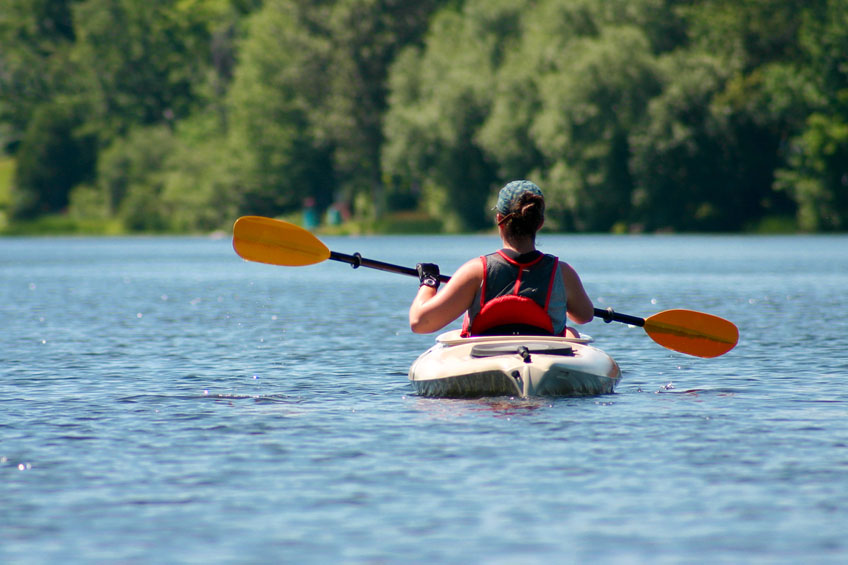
[409,330,621,398]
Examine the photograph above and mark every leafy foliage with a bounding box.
[13,102,96,218]
[1,0,847,232]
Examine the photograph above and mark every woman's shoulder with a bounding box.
[457,255,485,275]
[557,260,585,284]
[441,256,483,288]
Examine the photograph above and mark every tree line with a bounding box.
[1,0,846,233]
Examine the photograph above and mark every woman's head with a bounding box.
[495,180,545,239]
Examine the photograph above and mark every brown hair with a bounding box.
[499,192,545,239]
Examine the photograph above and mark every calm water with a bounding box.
[2,233,847,564]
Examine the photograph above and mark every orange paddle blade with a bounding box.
[232,216,330,266]
[644,309,739,358]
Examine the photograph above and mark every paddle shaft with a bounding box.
[329,251,452,283]
[329,250,642,326]
[593,307,645,327]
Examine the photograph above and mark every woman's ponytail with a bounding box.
[501,192,544,238]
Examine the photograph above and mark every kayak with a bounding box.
[409,330,621,398]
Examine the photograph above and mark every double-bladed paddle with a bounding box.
[232,216,739,358]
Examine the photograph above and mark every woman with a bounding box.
[409,180,594,337]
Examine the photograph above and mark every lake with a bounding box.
[2,233,847,563]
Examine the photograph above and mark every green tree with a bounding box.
[12,102,96,218]
[627,0,823,231]
[529,25,660,231]
[777,114,848,230]
[775,0,848,230]
[0,0,80,151]
[629,53,734,231]
[383,0,527,231]
[93,125,175,230]
[3,0,243,225]
[682,0,813,71]
[317,0,443,218]
[386,0,668,231]
[70,0,222,140]
[160,114,241,231]
[5,0,848,234]
[74,115,241,232]
[1,0,95,221]
[228,0,441,221]
[226,0,336,217]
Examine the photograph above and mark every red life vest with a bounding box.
[461,250,562,337]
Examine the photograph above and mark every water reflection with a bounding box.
[407,395,565,419]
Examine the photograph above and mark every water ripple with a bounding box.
[2,235,848,563]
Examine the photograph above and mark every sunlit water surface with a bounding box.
[2,234,847,563]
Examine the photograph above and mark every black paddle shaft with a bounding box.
[329,251,451,282]
[594,307,645,327]
[330,250,644,327]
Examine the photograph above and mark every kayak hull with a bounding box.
[409,330,621,399]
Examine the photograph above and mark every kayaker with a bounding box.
[409,180,594,337]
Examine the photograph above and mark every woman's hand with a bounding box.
[409,258,483,334]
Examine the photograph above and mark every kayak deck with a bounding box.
[409,330,621,399]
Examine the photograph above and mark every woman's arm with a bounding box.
[561,262,594,325]
[409,258,483,334]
